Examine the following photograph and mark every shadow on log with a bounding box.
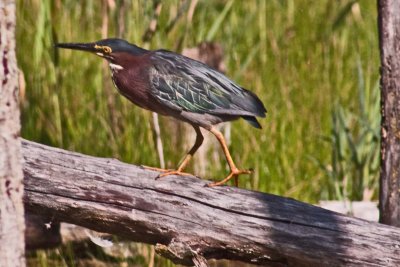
[22,139,400,266]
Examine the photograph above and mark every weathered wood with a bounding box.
[378,0,400,226]
[22,139,400,266]
[0,1,26,266]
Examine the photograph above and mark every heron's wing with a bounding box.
[149,50,266,117]
[149,66,232,114]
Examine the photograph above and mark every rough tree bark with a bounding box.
[378,0,400,226]
[0,0,26,266]
[22,140,400,267]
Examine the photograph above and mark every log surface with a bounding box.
[22,140,400,266]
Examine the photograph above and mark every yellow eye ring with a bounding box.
[94,45,112,54]
[103,46,112,54]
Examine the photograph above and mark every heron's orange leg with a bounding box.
[206,127,251,187]
[156,126,204,179]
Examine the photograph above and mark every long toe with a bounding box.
[155,170,193,179]
[206,169,252,187]
[141,165,172,173]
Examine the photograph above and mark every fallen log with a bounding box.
[22,139,400,266]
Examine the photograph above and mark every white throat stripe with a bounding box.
[109,63,124,70]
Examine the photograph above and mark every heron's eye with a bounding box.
[103,46,112,54]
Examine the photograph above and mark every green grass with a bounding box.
[17,0,380,202]
[17,0,380,265]
[311,59,380,201]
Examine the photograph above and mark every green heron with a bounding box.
[56,38,266,187]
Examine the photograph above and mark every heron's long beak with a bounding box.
[55,42,98,53]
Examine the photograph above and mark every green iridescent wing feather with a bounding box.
[149,50,267,118]
[150,69,232,114]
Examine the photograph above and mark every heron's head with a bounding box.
[55,38,147,62]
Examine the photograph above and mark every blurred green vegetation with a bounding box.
[17,0,379,265]
[311,60,380,202]
[16,0,379,201]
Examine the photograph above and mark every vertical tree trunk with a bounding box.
[378,0,400,226]
[0,0,26,266]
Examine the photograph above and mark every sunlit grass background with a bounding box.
[17,0,380,266]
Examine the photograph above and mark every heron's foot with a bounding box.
[155,169,193,179]
[141,165,172,172]
[142,165,194,179]
[206,168,252,187]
